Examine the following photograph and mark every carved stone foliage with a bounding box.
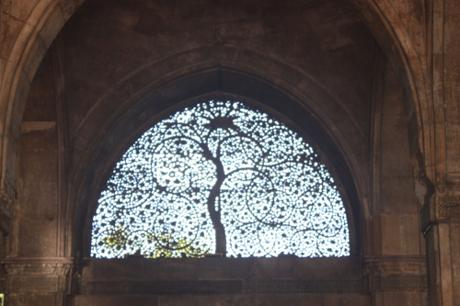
[92,100,350,259]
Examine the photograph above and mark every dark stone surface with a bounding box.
[5,0,432,305]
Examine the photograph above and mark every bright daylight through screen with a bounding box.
[91,100,350,258]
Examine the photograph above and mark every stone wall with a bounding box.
[0,0,459,305]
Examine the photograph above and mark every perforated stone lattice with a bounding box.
[91,100,350,258]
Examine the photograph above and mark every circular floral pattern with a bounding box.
[91,100,350,258]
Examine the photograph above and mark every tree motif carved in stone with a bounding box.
[91,100,350,258]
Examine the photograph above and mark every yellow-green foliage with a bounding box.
[102,228,209,258]
[102,226,128,250]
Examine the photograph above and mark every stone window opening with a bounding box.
[90,99,351,259]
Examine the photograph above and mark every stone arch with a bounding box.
[353,0,436,183]
[0,0,436,203]
[0,0,84,202]
[68,65,363,260]
[0,0,441,304]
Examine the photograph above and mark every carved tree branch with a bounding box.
[202,143,227,255]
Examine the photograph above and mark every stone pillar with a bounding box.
[422,185,460,306]
[0,182,15,250]
[0,184,16,293]
[366,256,427,306]
[2,258,73,306]
[0,193,11,240]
